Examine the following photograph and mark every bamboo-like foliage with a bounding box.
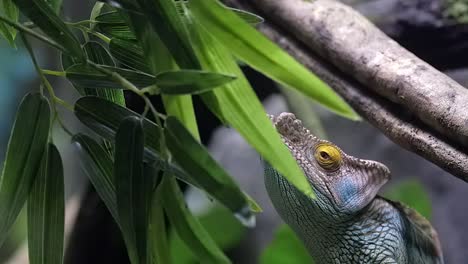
[0,0,358,263]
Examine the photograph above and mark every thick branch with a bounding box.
[224,0,468,181]
[247,0,468,148]
[261,24,468,181]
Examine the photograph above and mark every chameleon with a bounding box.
[264,113,444,264]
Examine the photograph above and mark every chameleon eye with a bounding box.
[314,143,341,171]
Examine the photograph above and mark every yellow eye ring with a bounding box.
[314,143,341,171]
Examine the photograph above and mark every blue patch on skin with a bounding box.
[335,178,358,209]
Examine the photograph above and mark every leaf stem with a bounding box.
[21,33,74,140]
[0,15,67,53]
[65,20,97,27]
[87,61,144,96]
[42,69,66,77]
[72,25,111,43]
[21,33,55,100]
[87,30,111,43]
[86,61,168,156]
[56,117,74,137]
[53,96,74,112]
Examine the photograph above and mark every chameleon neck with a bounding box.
[264,166,408,263]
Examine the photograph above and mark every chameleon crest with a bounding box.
[264,113,443,264]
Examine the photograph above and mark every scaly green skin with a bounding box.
[264,113,444,264]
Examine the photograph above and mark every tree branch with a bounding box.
[224,0,468,181]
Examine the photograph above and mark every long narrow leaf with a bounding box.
[62,42,126,106]
[47,0,62,14]
[229,8,263,25]
[174,1,263,25]
[73,134,119,225]
[84,41,115,65]
[83,41,126,106]
[95,11,136,40]
[152,70,236,95]
[95,7,261,41]
[188,0,358,120]
[27,143,65,264]
[169,205,247,264]
[119,2,202,140]
[189,18,315,198]
[136,0,200,69]
[74,96,194,181]
[90,2,105,29]
[12,0,83,60]
[149,179,171,264]
[0,93,50,247]
[65,64,155,89]
[162,175,230,264]
[98,0,139,12]
[161,94,200,139]
[74,96,160,156]
[139,22,202,140]
[0,0,19,46]
[115,117,150,264]
[164,117,252,220]
[109,38,150,73]
[74,97,257,214]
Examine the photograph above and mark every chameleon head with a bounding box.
[269,113,391,215]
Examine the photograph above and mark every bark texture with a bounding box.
[224,0,468,181]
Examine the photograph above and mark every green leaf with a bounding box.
[73,134,119,225]
[112,3,202,140]
[136,24,202,142]
[0,22,14,46]
[74,96,192,191]
[0,93,50,247]
[121,6,171,74]
[74,96,187,184]
[149,180,171,264]
[62,41,126,106]
[164,116,253,221]
[260,224,314,264]
[384,179,432,219]
[0,0,19,47]
[74,96,161,157]
[115,117,151,264]
[84,41,115,66]
[229,8,263,25]
[188,0,358,120]
[90,2,105,29]
[109,38,150,73]
[45,0,62,14]
[65,64,155,89]
[99,0,139,11]
[151,70,236,95]
[95,11,136,40]
[12,0,84,61]
[83,41,126,106]
[135,0,200,69]
[74,97,252,214]
[162,94,200,140]
[174,1,262,25]
[27,144,65,264]
[170,205,246,264]
[161,175,230,264]
[190,19,314,198]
